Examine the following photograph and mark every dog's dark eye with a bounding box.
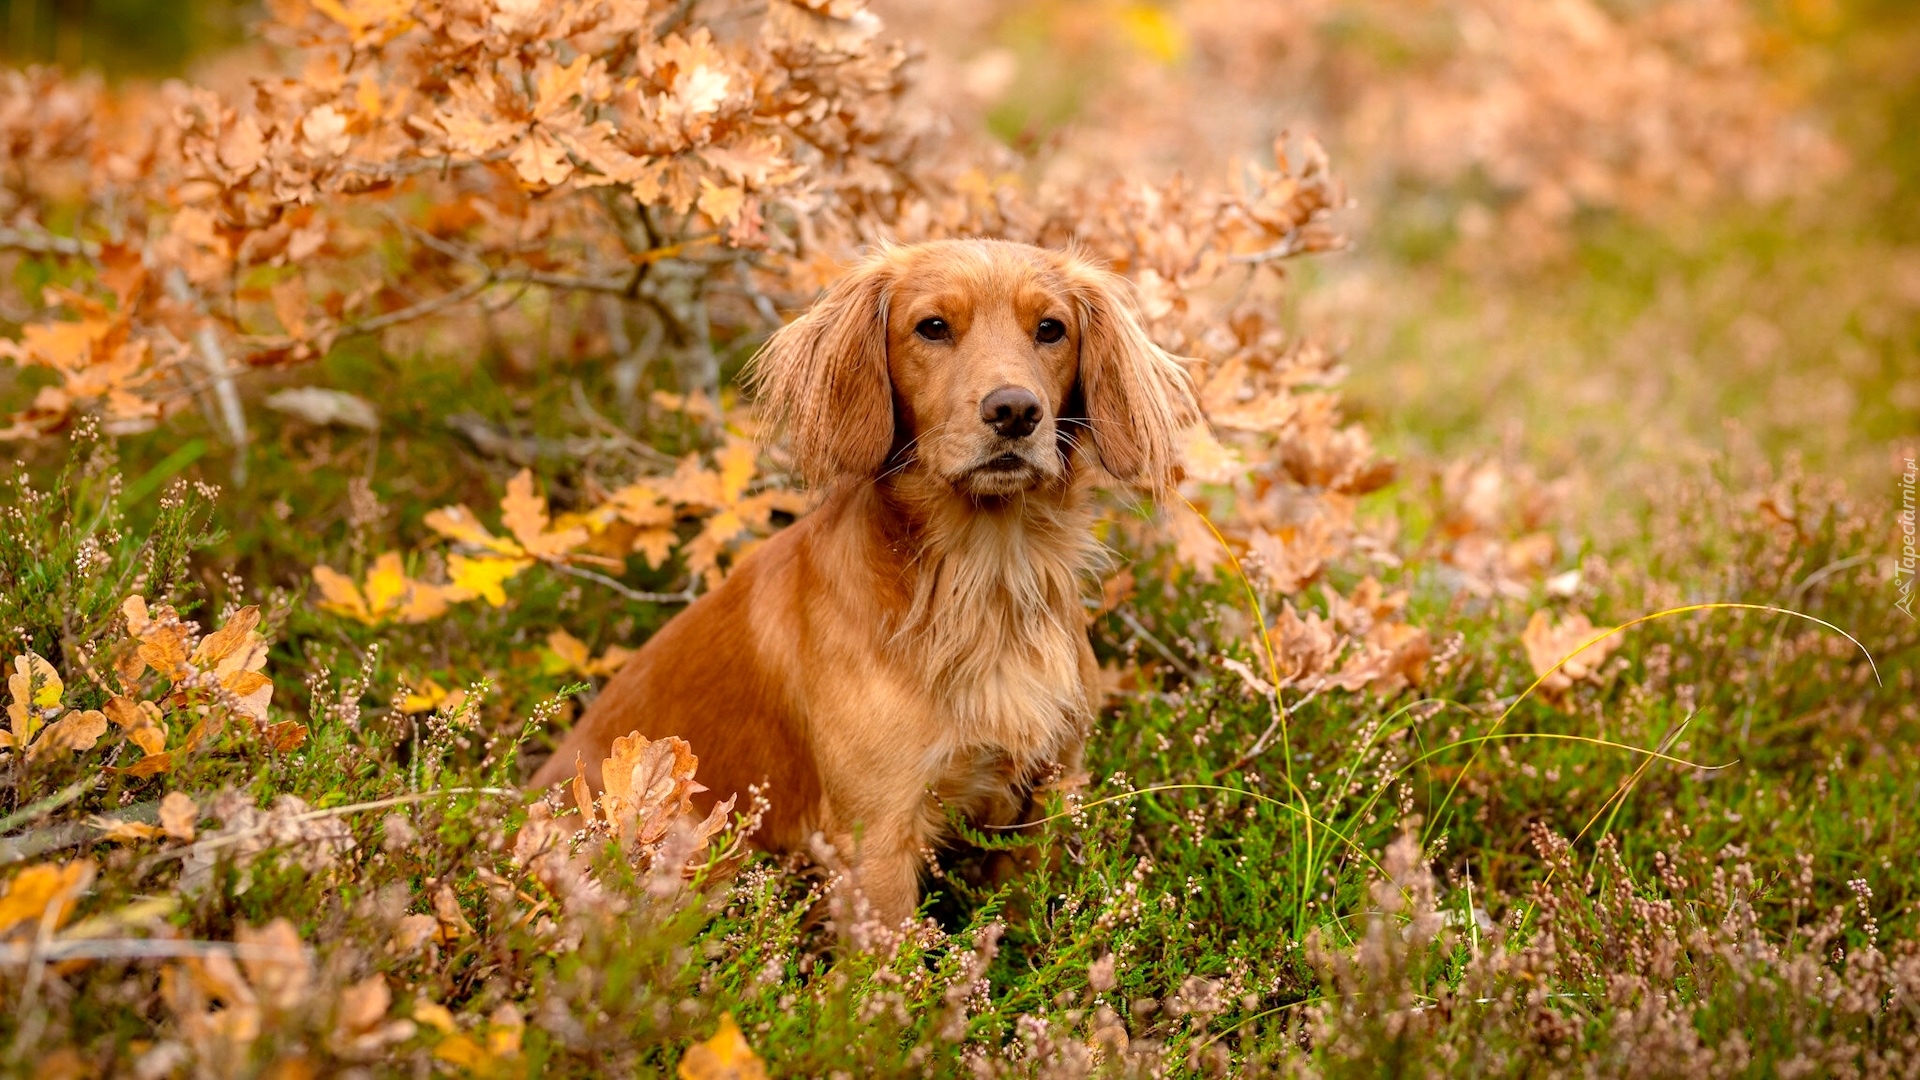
[1035,318,1066,344]
[915,317,951,342]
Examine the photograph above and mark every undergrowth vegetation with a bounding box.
[0,0,1915,1077]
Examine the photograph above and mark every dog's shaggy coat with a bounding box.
[531,239,1196,924]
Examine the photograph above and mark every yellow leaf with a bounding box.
[700,509,747,550]
[532,55,591,119]
[657,452,727,510]
[632,527,677,569]
[510,128,573,188]
[683,529,729,590]
[1520,609,1621,700]
[433,1033,493,1070]
[501,469,589,560]
[111,752,173,778]
[571,752,596,825]
[193,606,267,675]
[1118,3,1189,65]
[602,732,705,846]
[312,565,374,624]
[608,483,675,528]
[400,678,449,715]
[218,669,275,723]
[423,505,525,557]
[0,860,94,936]
[546,629,591,673]
[319,557,449,626]
[122,596,149,632]
[413,1001,457,1034]
[394,579,451,624]
[651,389,718,421]
[733,490,810,532]
[1176,425,1245,485]
[28,708,108,762]
[444,554,532,607]
[678,1014,767,1080]
[137,624,191,682]
[697,179,746,226]
[487,1004,525,1057]
[91,817,165,843]
[7,652,63,745]
[586,644,635,679]
[715,439,757,505]
[362,553,411,618]
[237,918,312,1012]
[104,695,168,757]
[264,720,309,752]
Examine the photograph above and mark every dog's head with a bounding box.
[748,239,1198,500]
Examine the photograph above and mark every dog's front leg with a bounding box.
[829,824,923,934]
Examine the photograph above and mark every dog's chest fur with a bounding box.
[889,497,1097,823]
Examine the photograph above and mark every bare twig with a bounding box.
[0,938,306,966]
[0,225,100,260]
[552,562,698,605]
[156,786,520,866]
[1227,231,1311,265]
[193,324,250,484]
[1217,684,1323,779]
[163,269,250,482]
[341,275,495,336]
[1113,607,1207,684]
[567,381,679,467]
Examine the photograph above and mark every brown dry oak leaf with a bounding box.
[1520,609,1623,701]
[0,652,108,763]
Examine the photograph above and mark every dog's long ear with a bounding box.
[745,260,894,486]
[1069,263,1199,494]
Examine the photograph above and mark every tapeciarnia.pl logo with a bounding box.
[1898,456,1916,620]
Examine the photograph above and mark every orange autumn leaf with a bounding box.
[500,468,589,560]
[602,732,708,846]
[314,554,451,626]
[1,652,108,762]
[422,505,524,558]
[1520,609,1623,700]
[545,629,634,679]
[0,860,94,937]
[103,695,168,759]
[678,1014,768,1080]
[265,721,310,753]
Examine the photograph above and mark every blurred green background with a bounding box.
[0,0,247,74]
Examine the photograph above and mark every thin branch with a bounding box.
[162,268,249,481]
[340,275,495,336]
[0,938,306,966]
[1216,683,1323,780]
[1227,232,1310,265]
[0,226,100,260]
[567,380,679,468]
[1114,606,1207,684]
[155,786,520,866]
[552,562,698,605]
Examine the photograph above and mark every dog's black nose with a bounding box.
[980,386,1042,439]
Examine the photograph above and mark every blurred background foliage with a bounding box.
[0,0,246,75]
